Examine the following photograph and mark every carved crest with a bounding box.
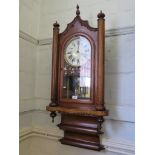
[60,5,97,36]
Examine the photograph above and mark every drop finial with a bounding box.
[76,4,80,16]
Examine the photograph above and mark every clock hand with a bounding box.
[77,40,80,53]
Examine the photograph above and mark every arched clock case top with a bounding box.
[46,5,108,151]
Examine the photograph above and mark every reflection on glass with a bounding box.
[62,36,91,99]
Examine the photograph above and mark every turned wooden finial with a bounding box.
[97,10,105,19]
[53,21,59,27]
[76,4,80,16]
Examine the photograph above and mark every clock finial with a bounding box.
[76,4,80,16]
[53,21,59,27]
[97,10,105,19]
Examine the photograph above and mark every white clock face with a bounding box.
[64,36,91,66]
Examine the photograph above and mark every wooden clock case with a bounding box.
[46,5,108,151]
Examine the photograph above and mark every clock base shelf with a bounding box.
[46,106,108,117]
[57,114,105,151]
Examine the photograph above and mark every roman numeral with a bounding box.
[77,40,80,45]
[72,58,75,63]
[68,55,73,60]
[67,51,71,54]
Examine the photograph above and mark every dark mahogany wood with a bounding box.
[47,5,108,151]
[96,11,105,110]
[58,114,104,151]
[46,106,108,116]
[49,21,60,107]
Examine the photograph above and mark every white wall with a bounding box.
[38,0,134,39]
[19,0,41,38]
[19,0,41,128]
[19,0,41,154]
[19,0,135,155]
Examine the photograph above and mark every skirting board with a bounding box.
[20,127,135,155]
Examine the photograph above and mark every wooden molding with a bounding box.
[46,106,108,116]
[19,30,38,45]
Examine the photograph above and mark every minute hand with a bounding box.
[77,40,80,53]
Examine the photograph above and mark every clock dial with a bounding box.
[65,36,91,67]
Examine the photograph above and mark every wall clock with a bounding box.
[46,5,108,151]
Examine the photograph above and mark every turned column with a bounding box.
[96,11,105,110]
[49,21,60,107]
